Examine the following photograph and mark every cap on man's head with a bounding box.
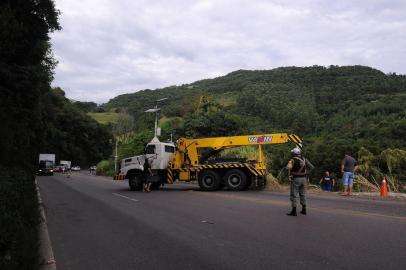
[291,146,301,155]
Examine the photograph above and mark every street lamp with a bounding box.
[145,98,168,138]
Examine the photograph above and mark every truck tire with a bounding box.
[223,169,247,191]
[198,170,221,191]
[129,174,143,191]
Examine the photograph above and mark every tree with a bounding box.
[0,0,60,167]
[39,88,112,166]
[113,111,136,143]
[73,101,98,112]
[0,1,60,269]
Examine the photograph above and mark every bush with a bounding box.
[0,166,40,270]
[96,160,115,176]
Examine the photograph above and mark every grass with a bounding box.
[87,112,119,124]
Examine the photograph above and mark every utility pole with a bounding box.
[154,103,158,137]
[114,139,118,173]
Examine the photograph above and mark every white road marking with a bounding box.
[113,193,139,202]
[201,220,215,224]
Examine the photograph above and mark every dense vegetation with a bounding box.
[40,87,112,166]
[103,66,406,190]
[0,1,111,269]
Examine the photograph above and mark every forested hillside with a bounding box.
[102,66,406,189]
[40,87,112,166]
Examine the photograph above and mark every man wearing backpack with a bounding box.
[286,146,314,216]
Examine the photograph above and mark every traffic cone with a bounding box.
[380,176,388,197]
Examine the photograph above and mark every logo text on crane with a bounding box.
[248,136,272,143]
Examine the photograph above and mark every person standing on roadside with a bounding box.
[143,158,153,192]
[341,153,357,196]
[319,171,335,191]
[286,146,314,216]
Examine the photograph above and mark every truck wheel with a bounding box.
[224,169,247,191]
[198,170,221,191]
[129,174,143,191]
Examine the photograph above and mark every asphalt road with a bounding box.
[37,172,406,270]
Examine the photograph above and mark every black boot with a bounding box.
[287,207,297,216]
[300,205,307,215]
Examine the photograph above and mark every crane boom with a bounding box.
[177,133,302,150]
[172,133,302,169]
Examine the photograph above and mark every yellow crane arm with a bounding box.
[178,133,302,150]
[173,133,302,167]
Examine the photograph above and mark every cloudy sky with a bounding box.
[51,0,406,103]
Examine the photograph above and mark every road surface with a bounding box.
[37,172,406,270]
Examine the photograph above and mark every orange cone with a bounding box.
[380,176,388,197]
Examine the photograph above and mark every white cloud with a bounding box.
[51,0,406,103]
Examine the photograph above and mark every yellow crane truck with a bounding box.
[115,133,302,191]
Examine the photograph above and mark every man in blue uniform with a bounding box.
[319,171,335,191]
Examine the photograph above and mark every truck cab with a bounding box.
[38,160,54,175]
[118,137,175,190]
[144,137,175,170]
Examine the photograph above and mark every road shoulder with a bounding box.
[36,179,56,270]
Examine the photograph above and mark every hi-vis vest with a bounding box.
[290,157,307,177]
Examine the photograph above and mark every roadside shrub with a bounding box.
[96,160,115,176]
[0,166,40,270]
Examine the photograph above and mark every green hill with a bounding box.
[102,65,406,187]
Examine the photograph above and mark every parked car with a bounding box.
[71,166,81,171]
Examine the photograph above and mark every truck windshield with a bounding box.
[39,160,53,169]
[145,145,155,154]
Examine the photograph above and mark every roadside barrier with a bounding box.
[114,175,125,180]
[380,176,388,196]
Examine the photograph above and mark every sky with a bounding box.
[51,0,406,103]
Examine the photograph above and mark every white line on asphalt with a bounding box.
[113,193,139,202]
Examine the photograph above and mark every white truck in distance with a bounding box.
[60,160,71,170]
